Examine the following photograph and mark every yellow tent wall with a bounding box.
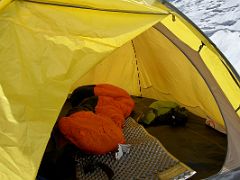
[0,0,166,179]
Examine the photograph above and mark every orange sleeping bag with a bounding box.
[58,84,134,154]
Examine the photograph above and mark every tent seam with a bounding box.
[23,0,170,15]
[131,40,142,97]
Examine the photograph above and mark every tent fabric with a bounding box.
[0,0,13,11]
[0,0,239,179]
[0,1,165,179]
[161,7,240,83]
[160,14,240,116]
[22,0,170,14]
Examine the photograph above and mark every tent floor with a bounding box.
[131,96,227,179]
[38,96,227,180]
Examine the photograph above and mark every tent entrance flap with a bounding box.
[0,1,165,179]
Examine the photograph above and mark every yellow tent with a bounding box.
[0,0,239,179]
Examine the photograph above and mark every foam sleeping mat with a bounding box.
[75,117,196,179]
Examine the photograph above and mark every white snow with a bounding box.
[168,0,240,75]
[211,30,240,69]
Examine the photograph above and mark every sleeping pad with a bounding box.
[58,84,135,154]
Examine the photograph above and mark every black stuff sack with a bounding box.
[141,101,188,127]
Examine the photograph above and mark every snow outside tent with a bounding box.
[0,0,239,179]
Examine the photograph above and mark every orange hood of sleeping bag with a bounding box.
[58,84,134,154]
